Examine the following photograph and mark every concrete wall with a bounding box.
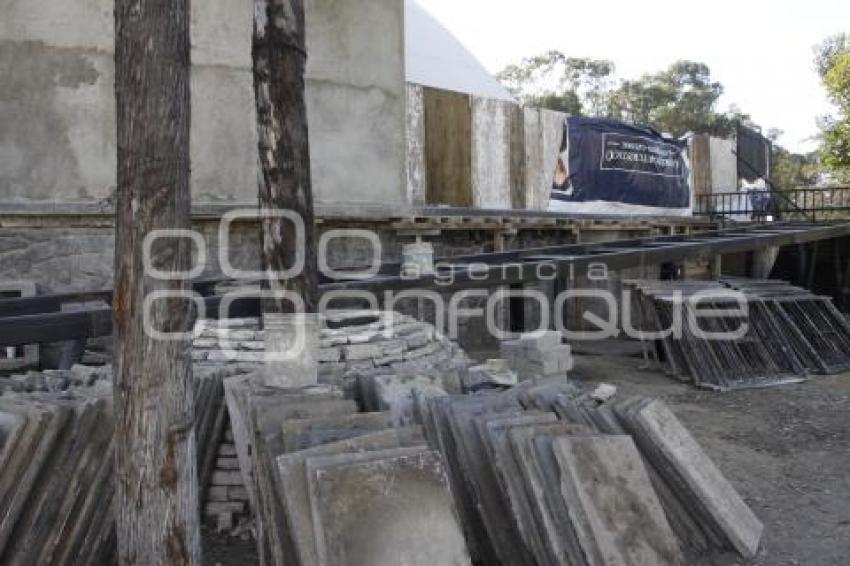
[405,84,427,207]
[523,108,566,211]
[0,0,409,215]
[709,137,738,192]
[471,97,513,209]
[410,88,566,211]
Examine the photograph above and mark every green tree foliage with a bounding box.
[497,51,614,117]
[499,54,749,137]
[816,34,850,170]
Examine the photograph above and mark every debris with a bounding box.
[589,383,618,403]
[465,359,519,391]
[501,332,573,381]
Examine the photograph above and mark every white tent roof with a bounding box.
[405,0,516,102]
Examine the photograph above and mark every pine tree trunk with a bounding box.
[253,0,318,314]
[113,0,200,564]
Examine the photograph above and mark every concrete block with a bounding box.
[207,486,229,502]
[215,457,241,471]
[344,344,382,361]
[205,501,246,517]
[211,471,244,487]
[315,347,342,363]
[217,443,237,457]
[228,486,250,502]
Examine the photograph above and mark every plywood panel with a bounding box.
[424,88,473,207]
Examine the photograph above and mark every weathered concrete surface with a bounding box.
[406,84,427,207]
[471,97,512,210]
[305,0,408,214]
[629,400,764,559]
[0,0,409,214]
[524,108,566,211]
[709,137,738,193]
[553,435,683,566]
[306,447,471,566]
[277,428,426,566]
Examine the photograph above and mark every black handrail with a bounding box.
[695,187,850,222]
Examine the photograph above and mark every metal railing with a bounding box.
[695,187,850,222]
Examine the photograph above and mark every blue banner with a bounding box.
[550,117,691,214]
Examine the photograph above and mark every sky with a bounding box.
[415,0,848,153]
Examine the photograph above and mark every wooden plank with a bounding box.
[424,88,473,207]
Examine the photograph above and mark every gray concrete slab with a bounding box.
[628,400,764,558]
[277,428,426,566]
[281,412,394,453]
[305,446,471,566]
[553,435,683,566]
[479,413,558,564]
[508,423,592,566]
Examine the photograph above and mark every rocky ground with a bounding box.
[203,343,850,565]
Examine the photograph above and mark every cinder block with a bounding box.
[228,486,250,501]
[208,486,229,502]
[217,442,237,457]
[344,344,382,361]
[204,501,246,517]
[216,457,241,471]
[211,470,244,486]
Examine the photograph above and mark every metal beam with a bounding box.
[2,222,850,347]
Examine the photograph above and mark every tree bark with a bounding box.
[253,0,318,314]
[113,0,200,564]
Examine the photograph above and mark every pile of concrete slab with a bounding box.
[417,379,763,565]
[500,332,574,381]
[194,313,472,397]
[0,363,250,561]
[0,384,116,564]
[223,373,470,566]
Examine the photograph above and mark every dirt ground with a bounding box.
[203,346,850,565]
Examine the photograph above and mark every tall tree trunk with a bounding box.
[253,0,318,314]
[113,0,200,564]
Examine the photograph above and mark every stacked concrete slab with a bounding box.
[501,332,574,381]
[223,373,470,566]
[194,313,471,398]
[614,398,764,560]
[0,363,250,559]
[0,384,115,564]
[417,382,763,565]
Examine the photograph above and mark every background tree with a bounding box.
[816,34,850,171]
[499,55,751,137]
[767,128,822,190]
[498,51,615,116]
